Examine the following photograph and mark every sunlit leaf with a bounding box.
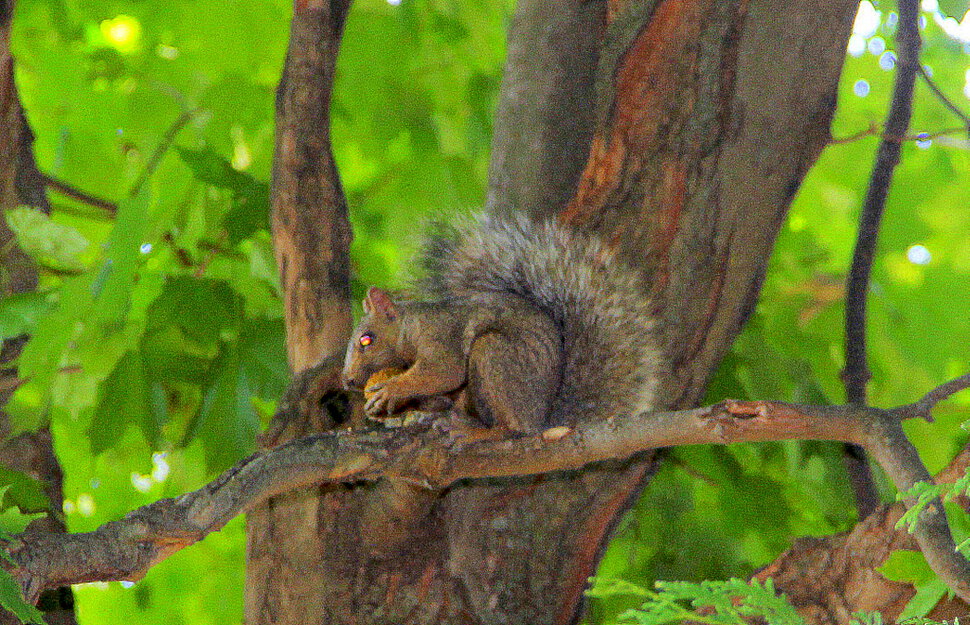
[5,206,89,273]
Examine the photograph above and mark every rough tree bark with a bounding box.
[756,444,970,624]
[0,1,76,623]
[246,0,870,624]
[244,0,355,622]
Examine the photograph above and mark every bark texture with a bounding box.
[245,0,355,623]
[485,0,605,220]
[470,0,858,623]
[247,0,864,624]
[756,446,970,623]
[1,1,75,622]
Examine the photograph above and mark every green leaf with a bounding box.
[139,326,213,383]
[175,147,270,243]
[0,506,45,536]
[236,319,289,400]
[4,206,90,273]
[0,468,49,514]
[878,550,935,585]
[147,277,239,347]
[5,272,97,433]
[0,566,44,625]
[87,191,150,320]
[897,579,948,621]
[937,0,969,18]
[193,343,259,472]
[89,350,159,454]
[879,551,948,620]
[0,293,55,342]
[849,611,883,625]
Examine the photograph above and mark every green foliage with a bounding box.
[8,0,507,620]
[587,577,805,625]
[851,609,958,625]
[895,469,970,549]
[175,147,270,244]
[0,485,47,624]
[0,469,49,515]
[936,0,969,17]
[5,206,90,273]
[0,292,54,343]
[0,567,45,625]
[4,0,970,622]
[878,550,950,619]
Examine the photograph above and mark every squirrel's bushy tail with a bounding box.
[413,213,663,426]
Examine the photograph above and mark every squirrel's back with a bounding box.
[413,214,663,426]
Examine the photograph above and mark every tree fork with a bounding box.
[245,0,867,623]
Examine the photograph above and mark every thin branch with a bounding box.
[41,174,117,214]
[841,0,922,520]
[829,124,967,145]
[843,0,921,404]
[891,371,970,422]
[128,109,198,199]
[918,65,970,127]
[7,370,970,605]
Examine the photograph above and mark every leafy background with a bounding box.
[2,0,969,622]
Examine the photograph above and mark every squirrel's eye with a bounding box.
[359,334,373,347]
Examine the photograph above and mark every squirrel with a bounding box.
[341,213,664,438]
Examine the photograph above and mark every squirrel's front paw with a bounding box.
[363,380,406,417]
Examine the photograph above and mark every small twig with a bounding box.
[829,125,967,145]
[0,375,24,394]
[41,175,117,214]
[840,0,922,520]
[918,65,970,127]
[193,235,237,278]
[890,372,970,421]
[128,109,199,198]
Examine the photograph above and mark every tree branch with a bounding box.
[41,174,117,214]
[8,371,970,605]
[829,124,969,145]
[918,65,970,127]
[841,0,922,521]
[842,0,920,404]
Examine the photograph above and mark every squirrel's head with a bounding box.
[342,287,409,391]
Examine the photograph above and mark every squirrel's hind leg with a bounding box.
[466,330,561,434]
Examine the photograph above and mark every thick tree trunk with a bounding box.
[0,1,75,623]
[250,0,859,624]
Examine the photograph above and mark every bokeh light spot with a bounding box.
[907,244,932,265]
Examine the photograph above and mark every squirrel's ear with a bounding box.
[364,287,397,320]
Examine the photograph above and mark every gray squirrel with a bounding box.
[341,214,665,436]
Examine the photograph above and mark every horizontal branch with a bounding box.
[7,373,970,605]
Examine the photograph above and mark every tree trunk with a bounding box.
[0,1,76,622]
[249,0,859,624]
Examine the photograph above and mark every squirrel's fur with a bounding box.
[343,214,663,430]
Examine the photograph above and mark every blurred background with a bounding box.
[3,0,969,621]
